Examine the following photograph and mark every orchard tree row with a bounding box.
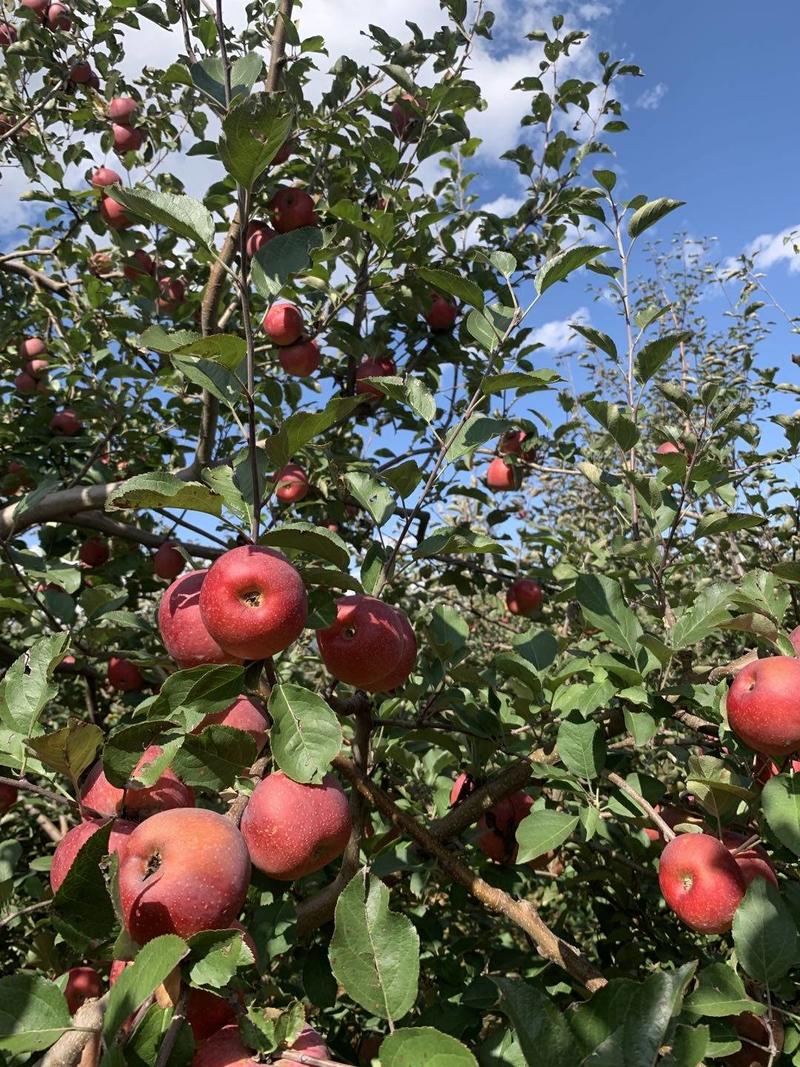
[1,0,800,1065]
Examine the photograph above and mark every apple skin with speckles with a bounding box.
[118,808,250,943]
[726,656,800,756]
[240,772,351,880]
[191,1024,329,1067]
[50,817,136,892]
[80,745,194,819]
[159,570,243,669]
[658,832,746,934]
[192,695,268,752]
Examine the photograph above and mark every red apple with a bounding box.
[268,187,318,233]
[124,249,155,280]
[426,293,457,332]
[449,771,476,807]
[81,747,193,820]
[486,457,521,491]
[499,429,535,463]
[14,372,39,394]
[79,536,109,568]
[263,302,303,346]
[46,3,70,30]
[107,656,142,692]
[244,220,275,258]
[107,97,139,123]
[722,831,778,888]
[316,594,417,692]
[198,546,308,661]
[390,93,424,142]
[355,356,396,397]
[185,989,237,1043]
[658,832,746,933]
[63,967,103,1015]
[88,251,113,276]
[790,625,800,655]
[278,338,320,376]
[17,336,46,359]
[477,792,533,864]
[118,808,250,943]
[25,358,49,377]
[271,140,293,166]
[240,772,351,880]
[275,463,309,503]
[727,656,800,757]
[69,61,92,84]
[0,21,16,46]
[50,817,136,892]
[90,166,121,188]
[50,408,82,435]
[656,441,682,456]
[112,123,145,154]
[21,0,48,12]
[192,695,268,752]
[153,542,185,580]
[506,578,544,617]
[193,1025,329,1067]
[158,570,243,669]
[0,782,18,815]
[100,195,135,231]
[157,276,185,314]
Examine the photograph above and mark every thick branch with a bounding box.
[0,258,70,293]
[332,755,606,992]
[39,996,105,1067]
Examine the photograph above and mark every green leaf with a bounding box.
[0,976,71,1053]
[482,368,560,396]
[732,878,798,985]
[491,977,578,1067]
[0,633,69,735]
[535,245,610,295]
[668,583,736,650]
[574,575,642,657]
[695,511,766,537]
[634,331,692,385]
[414,528,504,558]
[380,1027,477,1066]
[263,397,362,468]
[571,323,618,360]
[329,870,420,1022]
[569,979,639,1055]
[269,684,343,785]
[219,94,293,189]
[556,719,606,779]
[172,725,257,790]
[27,719,102,781]
[761,773,800,856]
[584,400,639,451]
[186,929,254,989]
[102,720,173,788]
[172,356,242,411]
[683,963,763,1018]
[465,309,499,350]
[418,266,484,309]
[362,375,436,424]
[190,53,262,105]
[382,460,422,498]
[52,820,115,941]
[145,664,245,732]
[515,810,579,863]
[490,251,517,277]
[103,187,215,249]
[261,522,350,571]
[628,197,684,240]
[106,473,223,516]
[445,415,507,463]
[250,227,323,299]
[104,936,189,1041]
[344,471,395,526]
[140,328,245,369]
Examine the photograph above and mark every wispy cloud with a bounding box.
[722,224,800,276]
[635,82,667,110]
[531,307,590,352]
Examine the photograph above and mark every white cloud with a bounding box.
[577,2,613,19]
[530,306,589,351]
[741,225,800,273]
[635,82,667,110]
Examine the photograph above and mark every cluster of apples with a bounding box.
[0,0,73,49]
[13,335,49,395]
[485,428,536,492]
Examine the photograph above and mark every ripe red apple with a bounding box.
[46,3,70,30]
[477,792,533,864]
[656,441,682,456]
[90,166,121,188]
[426,293,457,332]
[390,92,424,141]
[50,408,83,435]
[158,570,243,669]
[316,594,417,692]
[193,1025,329,1067]
[240,771,351,880]
[0,782,18,814]
[658,832,746,933]
[118,808,250,943]
[107,97,139,123]
[81,747,193,819]
[100,195,135,231]
[506,578,544,617]
[449,771,476,807]
[244,220,276,258]
[278,338,320,376]
[271,140,293,166]
[124,249,155,281]
[153,542,184,580]
[193,695,268,751]
[107,656,142,692]
[185,989,237,1043]
[263,302,303,346]
[79,536,109,568]
[63,967,103,1015]
[486,457,521,491]
[727,656,800,756]
[157,276,185,314]
[355,356,396,397]
[722,831,778,888]
[268,187,318,233]
[198,546,308,661]
[17,336,46,359]
[274,463,309,503]
[499,429,535,463]
[69,61,93,84]
[50,817,136,891]
[723,1011,784,1067]
[0,21,16,46]
[21,0,48,12]
[14,372,39,394]
[25,358,48,378]
[112,123,145,154]
[790,625,800,655]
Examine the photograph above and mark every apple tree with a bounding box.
[1,1,799,1065]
